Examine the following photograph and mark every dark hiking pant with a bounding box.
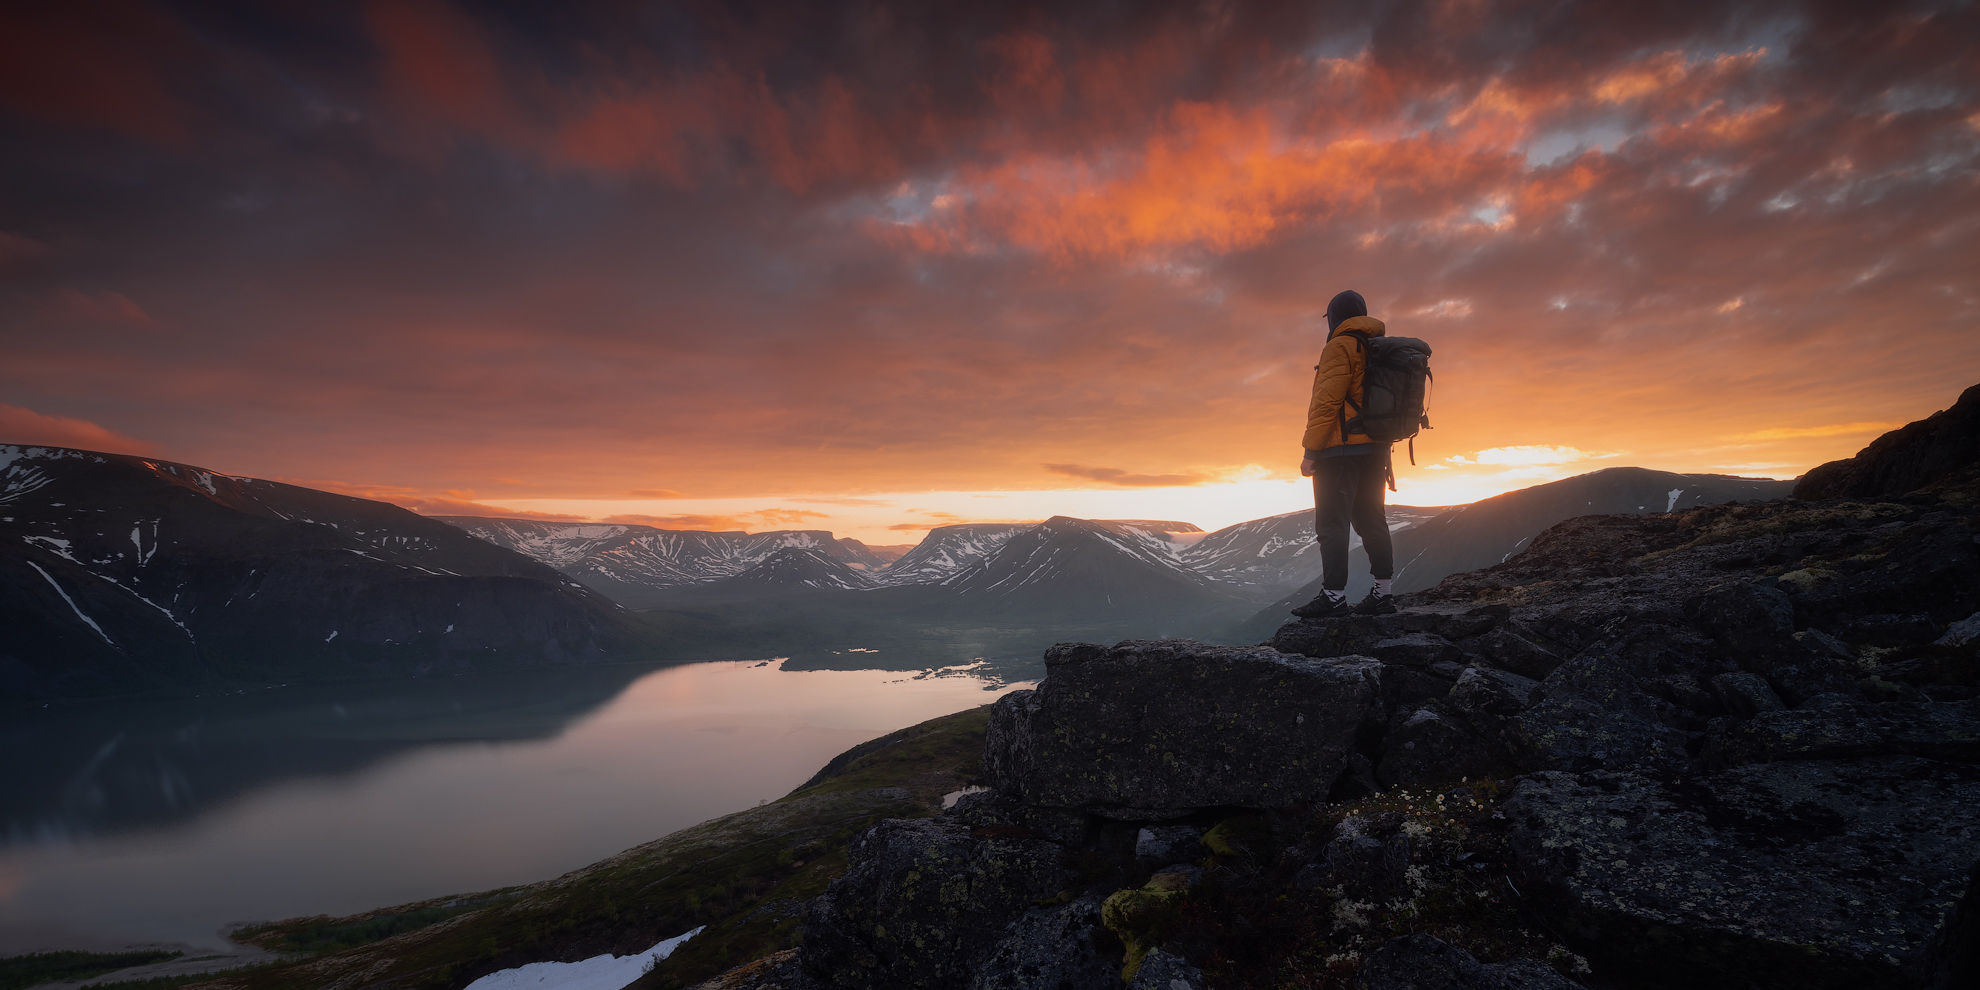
[1313,450,1394,591]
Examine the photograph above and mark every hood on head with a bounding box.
[1325,290,1367,332]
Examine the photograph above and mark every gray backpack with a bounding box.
[1340,331,1433,461]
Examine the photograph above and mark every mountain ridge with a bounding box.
[0,445,655,703]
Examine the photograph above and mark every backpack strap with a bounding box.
[1335,330,1369,440]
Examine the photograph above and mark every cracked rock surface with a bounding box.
[1506,759,1980,988]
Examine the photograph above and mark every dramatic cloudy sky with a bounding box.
[2,0,1976,541]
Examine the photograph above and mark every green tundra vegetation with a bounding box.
[178,705,993,990]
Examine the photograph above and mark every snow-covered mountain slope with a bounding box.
[871,524,1033,586]
[434,517,864,604]
[719,547,875,592]
[0,445,646,702]
[940,516,1237,617]
[1090,519,1205,561]
[1182,505,1447,596]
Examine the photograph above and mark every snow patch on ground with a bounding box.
[463,927,703,990]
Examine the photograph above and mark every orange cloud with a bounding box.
[287,478,584,520]
[748,508,830,525]
[0,403,156,454]
[602,513,747,531]
[1044,463,1212,487]
[625,487,689,498]
[887,515,1039,531]
[410,498,585,520]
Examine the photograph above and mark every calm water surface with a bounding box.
[0,659,1028,953]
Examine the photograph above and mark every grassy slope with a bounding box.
[190,706,992,990]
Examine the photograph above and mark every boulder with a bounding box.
[1103,867,1202,983]
[1690,581,1806,669]
[1471,625,1569,680]
[1269,611,1500,659]
[1505,652,1690,773]
[985,640,1381,815]
[1794,626,1857,660]
[950,788,1091,845]
[1380,661,1462,713]
[1371,632,1463,667]
[1838,613,1945,647]
[1446,667,1540,721]
[1134,826,1206,870]
[1709,671,1785,715]
[968,893,1118,990]
[1506,758,1980,989]
[802,818,1073,989]
[1700,699,1980,769]
[1376,708,1494,788]
[1355,934,1579,990]
[1937,611,1980,647]
[1126,948,1205,990]
[1771,655,1870,706]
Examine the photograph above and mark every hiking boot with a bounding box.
[1353,590,1397,616]
[1289,593,1352,618]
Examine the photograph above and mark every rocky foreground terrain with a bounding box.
[660,388,1979,990]
[170,389,1978,990]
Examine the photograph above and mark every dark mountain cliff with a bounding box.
[1795,382,1980,499]
[0,446,653,703]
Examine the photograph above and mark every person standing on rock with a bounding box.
[1290,289,1397,618]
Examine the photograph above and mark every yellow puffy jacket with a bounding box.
[1301,315,1386,453]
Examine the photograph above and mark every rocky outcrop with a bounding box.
[970,893,1119,990]
[1125,948,1206,990]
[1506,759,1980,988]
[1795,383,1980,499]
[1356,934,1580,990]
[770,398,1980,990]
[801,818,1072,989]
[984,640,1381,816]
[1701,698,1980,769]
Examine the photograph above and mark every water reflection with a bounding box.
[2,664,659,845]
[0,658,1028,951]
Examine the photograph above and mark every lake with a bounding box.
[0,658,1030,954]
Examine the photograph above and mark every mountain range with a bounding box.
[0,442,1801,701]
[433,518,901,607]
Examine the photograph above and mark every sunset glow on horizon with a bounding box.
[3,1,1975,545]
